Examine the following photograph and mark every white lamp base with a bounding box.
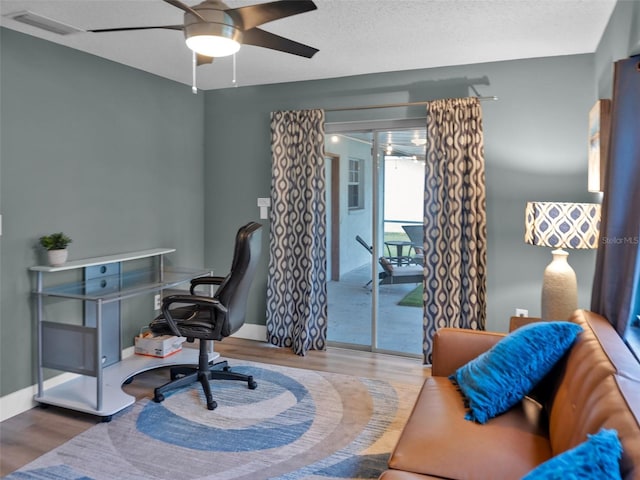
[541,249,577,321]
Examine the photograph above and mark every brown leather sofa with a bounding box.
[380,309,640,480]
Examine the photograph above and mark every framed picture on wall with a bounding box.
[587,99,611,193]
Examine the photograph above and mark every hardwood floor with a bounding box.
[0,338,430,476]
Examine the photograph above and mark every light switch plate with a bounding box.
[257,197,271,207]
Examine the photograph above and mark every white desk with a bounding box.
[30,249,216,421]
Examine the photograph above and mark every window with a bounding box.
[348,157,364,210]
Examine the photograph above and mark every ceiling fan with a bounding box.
[88,0,319,67]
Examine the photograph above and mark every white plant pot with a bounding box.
[48,249,68,267]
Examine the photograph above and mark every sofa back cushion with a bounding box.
[548,310,640,479]
[450,321,582,424]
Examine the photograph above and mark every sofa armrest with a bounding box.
[431,328,505,377]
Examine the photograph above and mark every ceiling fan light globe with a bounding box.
[186,35,240,57]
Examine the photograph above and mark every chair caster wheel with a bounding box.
[207,400,217,410]
[153,393,165,403]
[248,377,257,390]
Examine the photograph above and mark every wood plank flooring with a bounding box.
[0,338,430,476]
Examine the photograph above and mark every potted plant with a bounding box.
[39,232,72,266]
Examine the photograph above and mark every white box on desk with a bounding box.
[134,334,185,358]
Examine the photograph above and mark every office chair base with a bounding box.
[152,345,257,410]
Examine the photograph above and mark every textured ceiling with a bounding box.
[0,0,617,91]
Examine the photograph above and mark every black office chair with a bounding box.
[148,221,262,410]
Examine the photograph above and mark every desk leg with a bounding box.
[96,299,103,412]
[36,272,44,398]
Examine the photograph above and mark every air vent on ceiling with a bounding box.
[6,10,83,35]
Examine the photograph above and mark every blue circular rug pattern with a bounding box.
[7,360,420,480]
[137,366,316,452]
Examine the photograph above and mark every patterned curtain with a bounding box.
[266,109,328,355]
[422,97,487,363]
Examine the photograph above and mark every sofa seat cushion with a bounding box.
[387,377,552,480]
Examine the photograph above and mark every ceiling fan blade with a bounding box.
[197,53,215,66]
[243,28,318,58]
[228,0,317,30]
[163,0,206,22]
[88,25,183,33]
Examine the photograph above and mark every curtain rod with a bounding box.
[324,96,498,112]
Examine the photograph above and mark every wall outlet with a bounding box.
[515,308,528,317]
[154,294,161,311]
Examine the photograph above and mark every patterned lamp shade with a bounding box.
[524,202,601,249]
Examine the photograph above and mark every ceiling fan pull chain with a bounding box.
[192,51,198,95]
[232,53,237,87]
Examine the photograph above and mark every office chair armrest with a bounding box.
[160,295,228,337]
[190,276,226,294]
[162,294,228,313]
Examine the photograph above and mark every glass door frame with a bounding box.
[326,117,426,356]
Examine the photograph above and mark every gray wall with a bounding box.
[203,54,599,335]
[0,29,206,396]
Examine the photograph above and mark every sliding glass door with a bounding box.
[325,119,425,356]
[325,130,374,349]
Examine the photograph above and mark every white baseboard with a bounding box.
[231,323,267,342]
[0,372,79,422]
[0,325,268,422]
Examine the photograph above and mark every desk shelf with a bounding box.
[34,347,218,420]
[30,248,213,420]
[39,266,208,303]
[30,248,177,273]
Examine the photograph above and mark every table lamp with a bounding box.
[524,202,601,320]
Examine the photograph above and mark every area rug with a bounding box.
[7,360,421,480]
[397,285,423,308]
